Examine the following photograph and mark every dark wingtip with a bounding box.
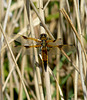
[22,35,27,39]
[14,40,21,47]
[14,45,17,47]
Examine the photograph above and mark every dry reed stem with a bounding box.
[24,77,37,100]
[34,71,40,100]
[0,0,3,22]
[1,17,40,52]
[0,24,30,100]
[60,8,87,62]
[73,0,87,99]
[29,0,54,39]
[8,52,14,100]
[18,56,26,100]
[18,6,27,99]
[10,0,23,12]
[43,0,50,11]
[2,49,21,92]
[11,4,23,24]
[62,1,79,99]
[27,1,44,99]
[10,5,24,34]
[48,67,64,100]
[78,43,87,100]
[60,0,66,33]
[65,0,70,13]
[5,91,10,100]
[65,1,79,99]
[74,56,79,100]
[3,0,12,33]
[0,0,12,99]
[56,20,61,100]
[29,11,43,100]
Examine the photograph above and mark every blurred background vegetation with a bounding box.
[0,0,87,100]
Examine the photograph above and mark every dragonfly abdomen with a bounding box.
[42,48,48,71]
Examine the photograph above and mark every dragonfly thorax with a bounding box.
[41,40,47,47]
[40,34,47,47]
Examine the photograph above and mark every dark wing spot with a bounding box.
[58,45,63,48]
[22,36,27,39]
[24,46,30,48]
[53,40,56,42]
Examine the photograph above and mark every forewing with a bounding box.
[47,38,76,55]
[47,38,63,56]
[12,35,41,56]
[60,45,76,53]
[15,35,41,46]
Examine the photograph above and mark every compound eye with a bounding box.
[40,33,47,39]
[44,34,47,38]
[44,34,46,37]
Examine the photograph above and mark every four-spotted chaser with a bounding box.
[14,33,75,71]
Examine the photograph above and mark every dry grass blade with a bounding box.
[29,0,54,39]
[73,0,87,99]
[60,48,79,73]
[74,56,79,100]
[0,24,30,100]
[43,0,50,11]
[26,0,44,99]
[3,0,12,33]
[2,49,22,92]
[60,8,87,62]
[1,27,27,52]
[1,17,40,52]
[48,67,64,100]
[10,0,23,12]
[0,0,12,99]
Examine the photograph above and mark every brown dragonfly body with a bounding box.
[40,34,48,70]
[15,33,74,71]
[22,33,56,71]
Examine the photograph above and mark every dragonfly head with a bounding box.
[40,34,47,40]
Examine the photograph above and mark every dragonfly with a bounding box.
[14,33,75,71]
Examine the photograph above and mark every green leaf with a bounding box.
[46,13,59,22]
[61,73,71,85]
[68,90,74,100]
[82,34,87,42]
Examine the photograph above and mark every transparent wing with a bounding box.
[47,38,76,55]
[48,45,76,66]
[47,44,76,56]
[15,35,41,46]
[59,45,76,53]
[12,44,41,56]
[21,35,41,42]
[12,35,42,56]
[47,38,63,47]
